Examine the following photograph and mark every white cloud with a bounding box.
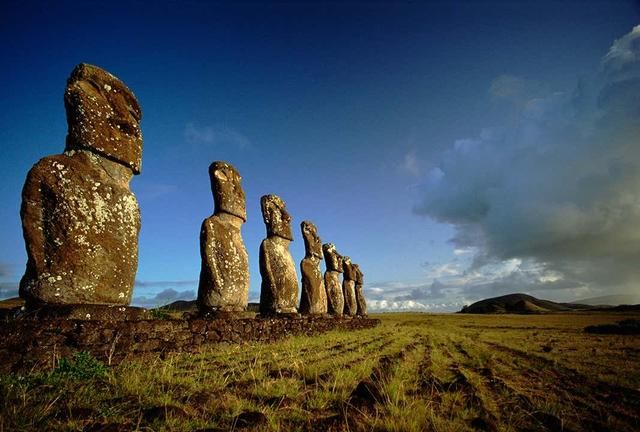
[401,149,422,176]
[453,247,473,256]
[368,299,465,312]
[184,122,251,149]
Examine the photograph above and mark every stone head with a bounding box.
[209,161,246,221]
[64,63,143,174]
[322,243,343,273]
[353,264,363,284]
[342,256,352,272]
[301,220,322,259]
[261,194,293,240]
[342,256,356,279]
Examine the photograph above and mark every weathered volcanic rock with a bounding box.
[299,221,327,315]
[353,264,367,316]
[19,63,142,306]
[197,162,249,314]
[259,195,298,315]
[323,243,344,316]
[64,63,143,173]
[342,256,358,316]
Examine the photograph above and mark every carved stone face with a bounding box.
[322,243,343,273]
[64,63,143,174]
[342,256,357,280]
[261,194,293,240]
[342,256,352,272]
[301,220,322,259]
[210,161,246,221]
[353,264,363,284]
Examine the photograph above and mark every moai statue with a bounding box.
[259,195,299,315]
[342,256,358,317]
[19,63,142,307]
[299,221,327,315]
[197,161,249,315]
[323,243,344,317]
[353,264,367,316]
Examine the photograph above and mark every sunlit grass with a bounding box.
[1,312,638,431]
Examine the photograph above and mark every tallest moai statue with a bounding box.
[19,63,143,306]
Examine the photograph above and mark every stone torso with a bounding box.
[355,284,367,316]
[299,256,327,314]
[354,266,367,316]
[343,279,357,316]
[198,215,249,311]
[325,271,344,316]
[259,236,298,314]
[20,151,140,305]
[342,262,357,316]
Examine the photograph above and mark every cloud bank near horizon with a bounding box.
[407,25,640,304]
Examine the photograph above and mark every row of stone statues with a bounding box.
[18,63,367,318]
[196,162,367,317]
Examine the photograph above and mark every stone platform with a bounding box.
[0,315,380,373]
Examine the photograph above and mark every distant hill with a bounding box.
[157,300,261,313]
[459,293,594,314]
[575,293,640,306]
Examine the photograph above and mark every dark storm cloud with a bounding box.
[393,280,447,301]
[413,26,640,296]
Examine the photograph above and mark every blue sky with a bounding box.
[1,1,639,310]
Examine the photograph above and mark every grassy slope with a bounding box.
[1,312,639,431]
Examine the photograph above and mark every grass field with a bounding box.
[1,312,639,431]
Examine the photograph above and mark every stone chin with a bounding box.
[272,226,294,241]
[64,136,142,175]
[217,207,247,223]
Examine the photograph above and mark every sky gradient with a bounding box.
[1,1,639,311]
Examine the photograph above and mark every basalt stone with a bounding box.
[19,64,142,307]
[18,304,150,321]
[342,256,357,316]
[299,221,327,315]
[259,195,299,315]
[353,264,368,316]
[64,63,143,173]
[323,243,344,316]
[197,162,249,315]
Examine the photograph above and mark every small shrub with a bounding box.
[150,308,171,320]
[585,319,640,335]
[53,351,108,380]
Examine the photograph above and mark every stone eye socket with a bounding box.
[214,171,228,181]
[127,105,140,122]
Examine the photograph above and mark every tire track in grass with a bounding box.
[266,335,395,384]
[205,331,385,370]
[486,341,640,431]
[269,331,408,432]
[201,331,391,382]
[340,339,422,431]
[217,331,402,430]
[479,365,565,431]
[442,335,564,431]
[223,338,390,393]
[427,337,504,431]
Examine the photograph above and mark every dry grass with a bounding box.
[1,312,639,431]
